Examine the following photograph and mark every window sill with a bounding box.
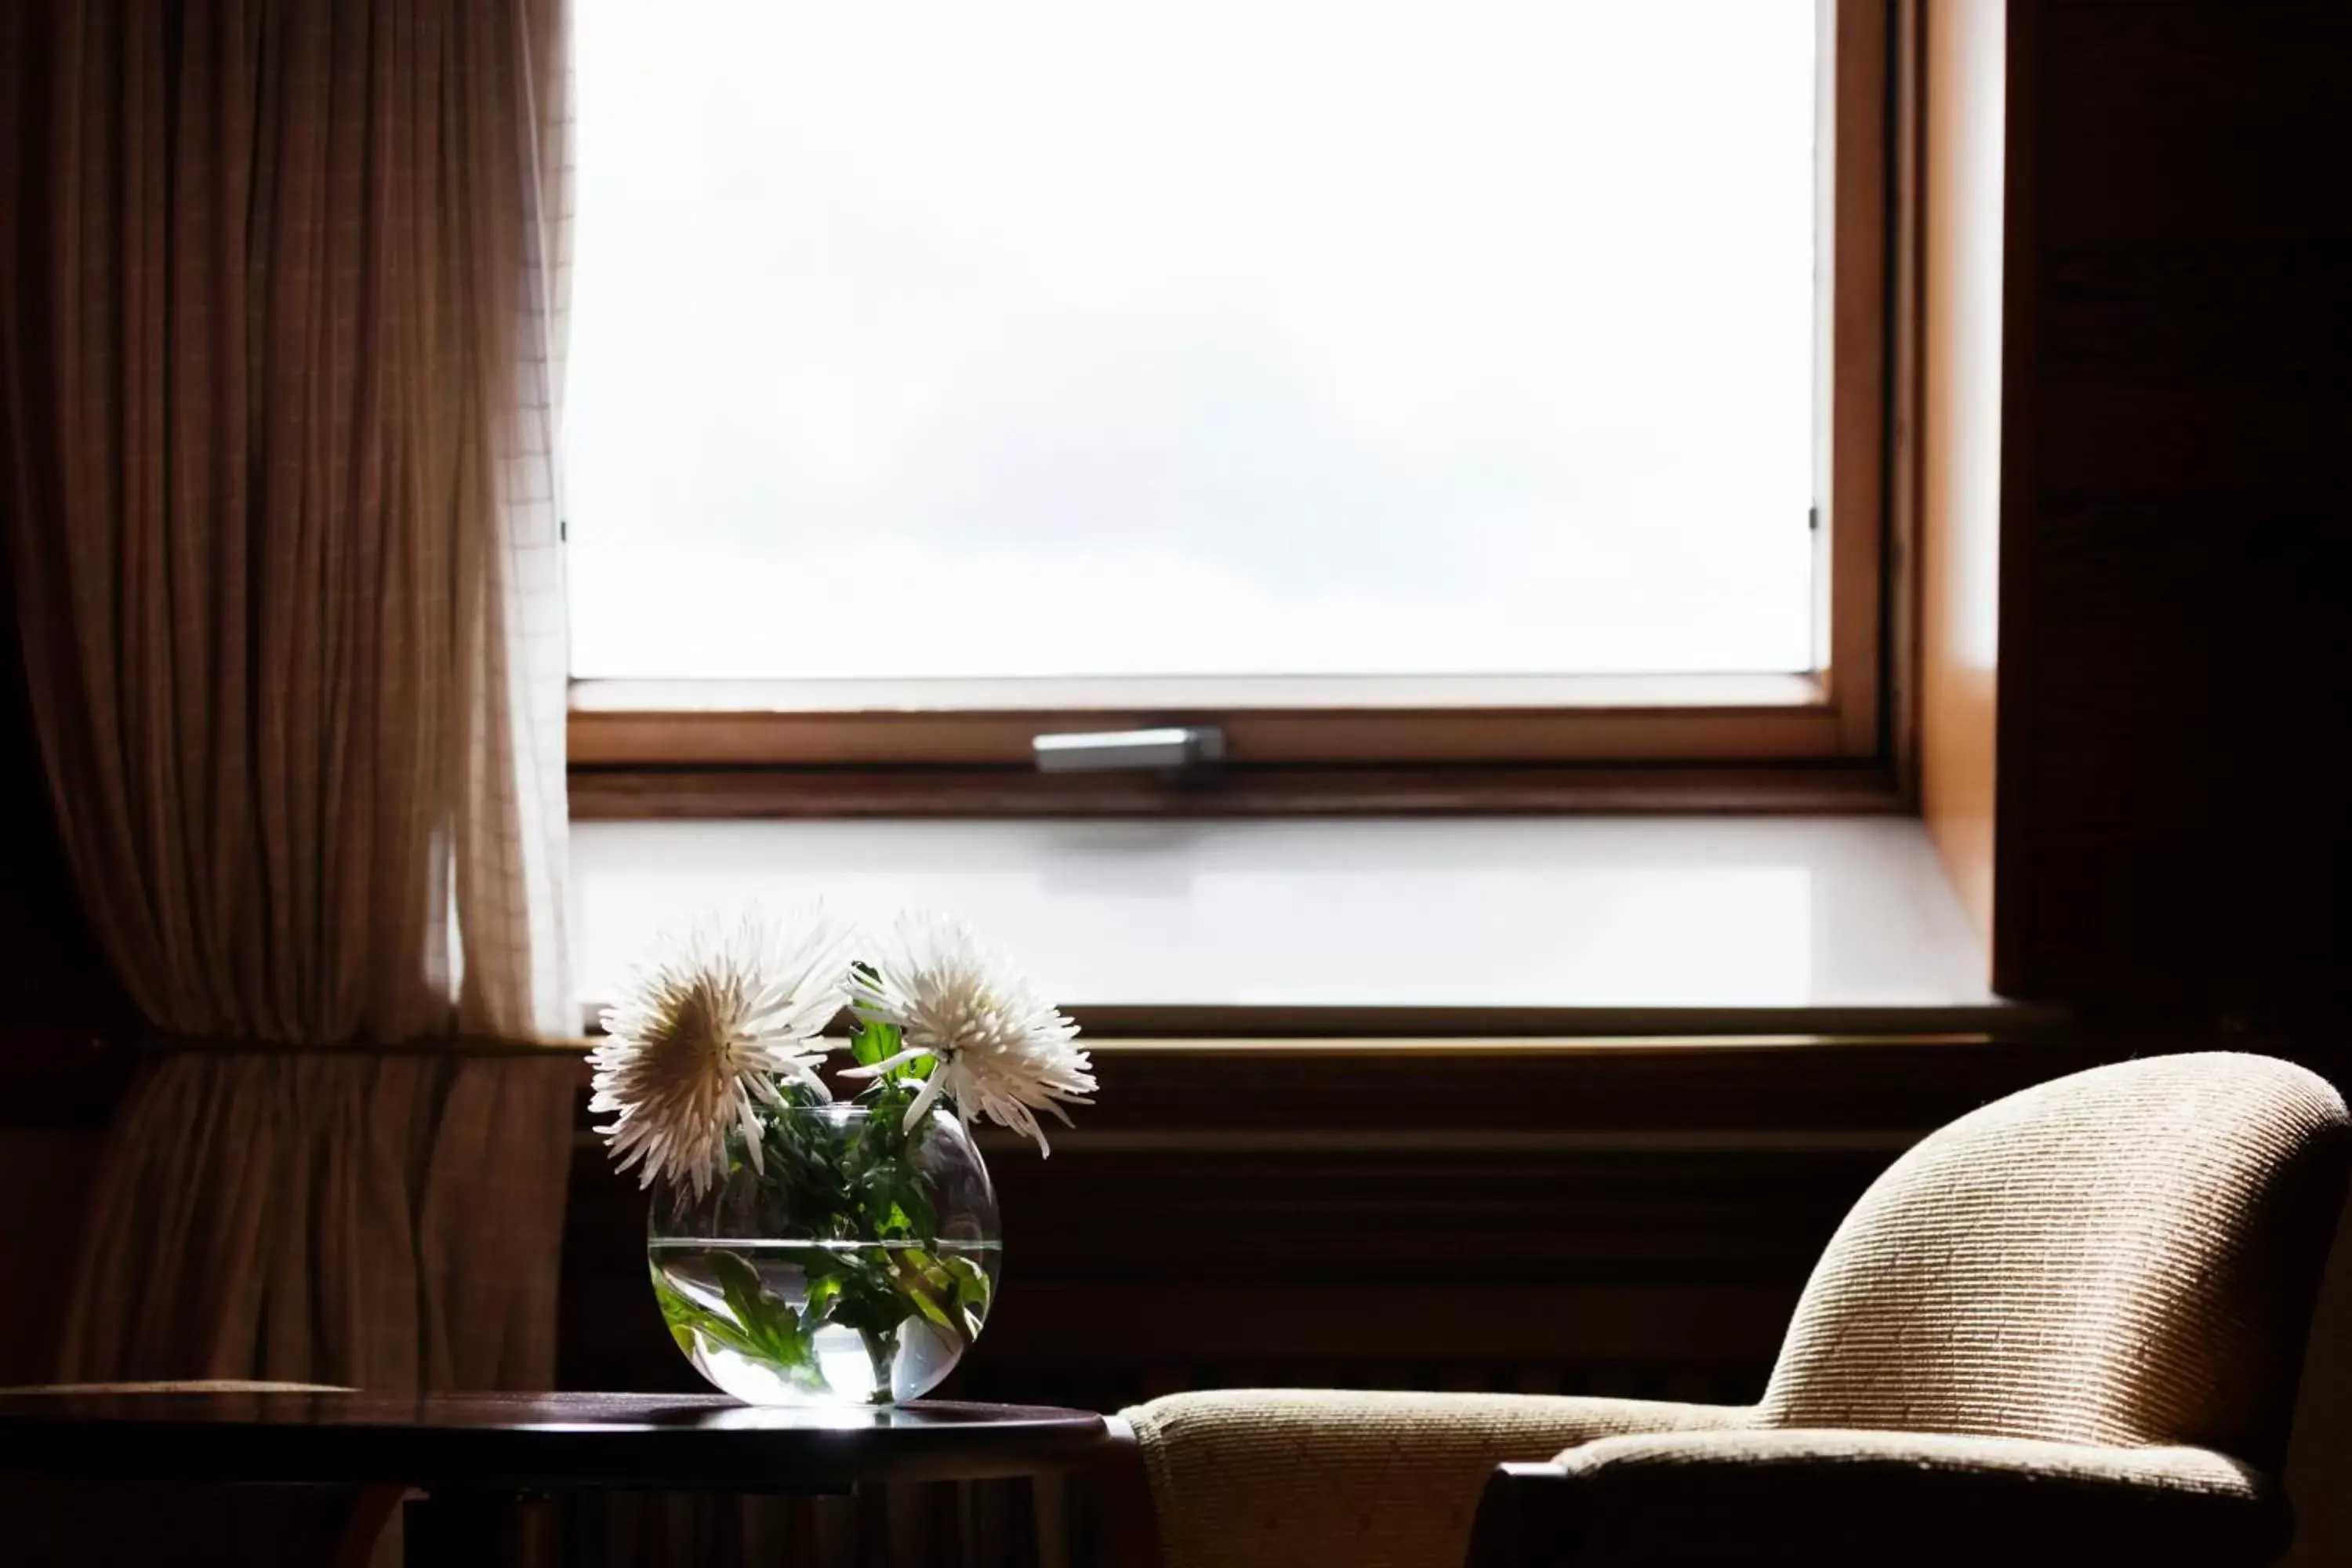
[572,815,2033,1038]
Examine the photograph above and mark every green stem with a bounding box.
[859,1325,898,1404]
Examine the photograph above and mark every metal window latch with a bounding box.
[1032,725,1228,775]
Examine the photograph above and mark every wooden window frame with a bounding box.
[570,0,1901,818]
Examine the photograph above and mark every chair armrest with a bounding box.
[1465,1427,2288,1568]
[1120,1389,1750,1568]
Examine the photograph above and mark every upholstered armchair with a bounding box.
[1116,1053,2350,1568]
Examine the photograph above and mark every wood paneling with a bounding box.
[1911,0,2352,1022]
[557,1036,2125,1408]
[1967,17,2352,1549]
[1988,0,2351,1023]
[1914,0,2013,950]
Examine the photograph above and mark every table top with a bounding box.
[0,1390,1114,1492]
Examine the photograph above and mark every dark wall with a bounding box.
[1984,13,2352,1552]
[0,550,138,1105]
[0,559,136,1381]
[1995,0,2351,1033]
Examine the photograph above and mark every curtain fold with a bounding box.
[0,0,578,1389]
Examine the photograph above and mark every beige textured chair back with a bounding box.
[1760,1053,2349,1468]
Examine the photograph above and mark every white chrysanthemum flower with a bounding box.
[589,910,851,1197]
[844,913,1095,1156]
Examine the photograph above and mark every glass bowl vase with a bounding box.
[646,1103,1000,1406]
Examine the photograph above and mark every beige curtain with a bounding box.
[0,0,579,1389]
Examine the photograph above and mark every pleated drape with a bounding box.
[0,0,579,1389]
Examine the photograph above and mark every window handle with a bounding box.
[1032,725,1227,774]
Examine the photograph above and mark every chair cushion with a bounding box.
[1492,1426,2286,1566]
[1762,1052,2351,1465]
[1123,1389,1750,1568]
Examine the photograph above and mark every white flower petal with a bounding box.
[587,908,851,1197]
[839,1044,931,1080]
[852,911,1093,1157]
[900,1065,951,1135]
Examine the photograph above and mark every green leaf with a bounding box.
[652,1267,704,1357]
[903,1247,956,1299]
[937,1252,993,1315]
[707,1250,814,1368]
[790,1243,848,1279]
[898,1172,938,1236]
[848,1014,935,1087]
[854,1162,937,1241]
[938,1253,992,1340]
[653,1265,789,1365]
[873,1246,971,1344]
[849,1014,902,1069]
[826,1256,915,1339]
[904,1281,959,1336]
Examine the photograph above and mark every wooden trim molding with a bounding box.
[1987,0,2040,997]
[568,675,1852,769]
[1886,0,1926,805]
[1822,0,1893,758]
[1916,0,2016,960]
[568,761,1904,819]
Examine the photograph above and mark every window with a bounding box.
[568,0,1893,811]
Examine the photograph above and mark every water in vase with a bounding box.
[649,1237,1001,1406]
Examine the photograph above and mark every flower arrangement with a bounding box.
[588,909,1093,1405]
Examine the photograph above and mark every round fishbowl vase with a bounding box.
[646,1104,1000,1406]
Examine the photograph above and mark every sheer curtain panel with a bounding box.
[0,0,578,1389]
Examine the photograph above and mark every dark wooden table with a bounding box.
[0,1388,1116,1565]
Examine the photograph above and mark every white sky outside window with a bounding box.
[567,0,1819,681]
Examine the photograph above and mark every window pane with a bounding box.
[568,0,1818,681]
